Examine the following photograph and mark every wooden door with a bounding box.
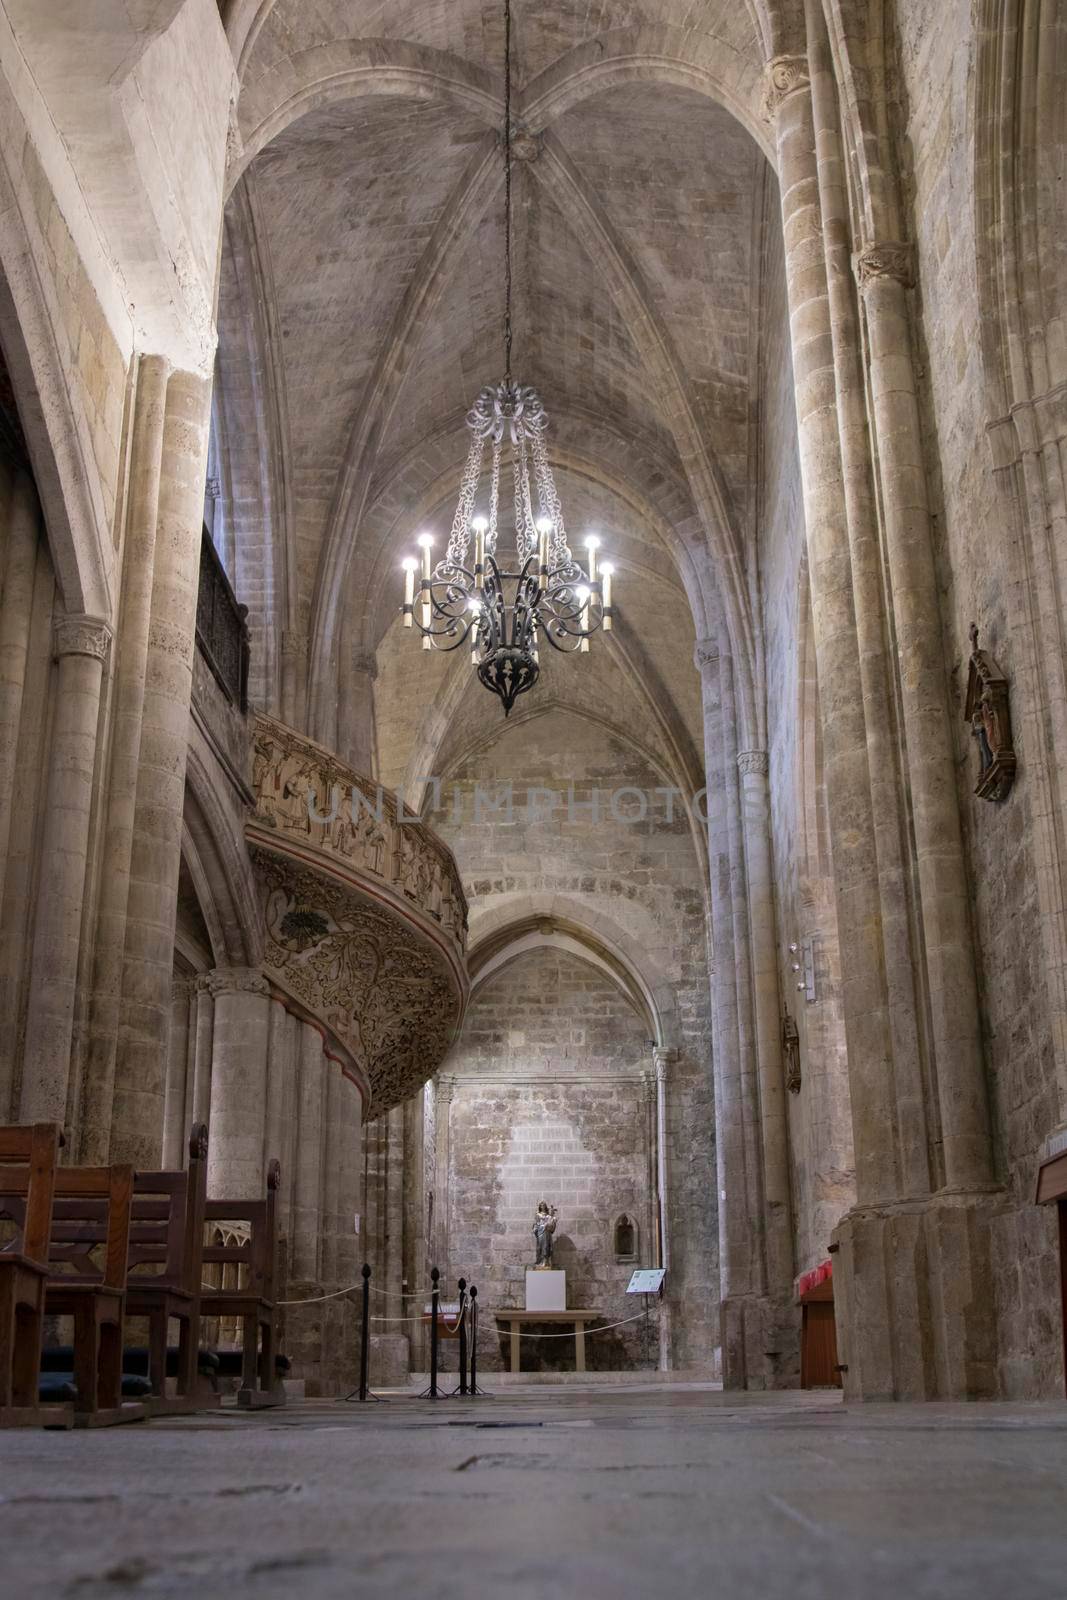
[801,1301,841,1388]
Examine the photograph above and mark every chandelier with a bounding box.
[400,0,614,715]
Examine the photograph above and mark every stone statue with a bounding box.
[532,1200,558,1268]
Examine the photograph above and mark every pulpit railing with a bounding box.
[196,525,250,713]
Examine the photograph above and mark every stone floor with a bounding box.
[2,1385,1067,1598]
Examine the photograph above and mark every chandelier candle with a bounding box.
[397,0,615,714]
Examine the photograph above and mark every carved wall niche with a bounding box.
[964,625,1016,803]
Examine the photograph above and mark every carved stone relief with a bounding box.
[964,625,1016,803]
[249,714,468,952]
[250,847,467,1119]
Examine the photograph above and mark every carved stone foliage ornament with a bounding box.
[964,624,1016,802]
[853,242,914,290]
[782,1010,801,1095]
[249,714,468,952]
[53,614,112,663]
[761,55,810,121]
[250,847,467,1120]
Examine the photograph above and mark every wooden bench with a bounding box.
[0,1123,72,1428]
[41,1163,144,1426]
[124,1122,212,1411]
[201,1159,283,1408]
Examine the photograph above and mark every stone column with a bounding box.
[319,1065,364,1393]
[652,1047,673,1273]
[695,640,765,1387]
[190,974,215,1131]
[767,56,902,1207]
[161,975,193,1169]
[111,368,212,1166]
[19,615,111,1125]
[79,354,170,1161]
[280,629,307,731]
[433,1074,455,1271]
[641,1068,658,1269]
[263,1000,298,1231]
[855,241,993,1190]
[290,1023,327,1284]
[735,749,795,1344]
[0,468,38,907]
[806,25,931,1195]
[339,648,377,775]
[204,967,272,1200]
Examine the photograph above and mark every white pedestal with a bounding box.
[525,1269,566,1311]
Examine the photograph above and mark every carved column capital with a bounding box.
[198,965,270,999]
[693,638,719,673]
[853,241,914,290]
[761,54,810,121]
[436,1073,456,1107]
[652,1046,678,1081]
[736,749,770,777]
[53,614,112,663]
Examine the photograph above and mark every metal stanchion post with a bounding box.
[420,1267,440,1400]
[468,1285,490,1397]
[455,1278,468,1397]
[344,1263,384,1402]
[360,1264,371,1399]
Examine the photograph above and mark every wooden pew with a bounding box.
[201,1159,283,1408]
[125,1123,213,1411]
[0,1123,72,1428]
[44,1164,144,1426]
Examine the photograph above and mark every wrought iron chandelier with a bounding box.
[400,0,614,715]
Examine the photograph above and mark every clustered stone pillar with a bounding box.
[767,32,999,1398]
[19,615,111,1124]
[79,354,170,1161]
[696,638,770,1387]
[769,56,902,1207]
[735,748,795,1349]
[111,368,212,1167]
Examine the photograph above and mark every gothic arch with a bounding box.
[0,105,114,622]
[468,913,663,1049]
[183,748,263,969]
[468,897,684,1054]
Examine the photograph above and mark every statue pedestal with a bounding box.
[525,1269,566,1312]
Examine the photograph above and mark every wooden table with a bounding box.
[493,1309,603,1373]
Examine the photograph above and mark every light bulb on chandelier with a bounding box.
[398,0,615,715]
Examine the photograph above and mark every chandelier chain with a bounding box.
[401,0,615,715]
[503,0,513,383]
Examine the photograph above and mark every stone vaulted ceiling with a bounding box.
[218,0,778,800]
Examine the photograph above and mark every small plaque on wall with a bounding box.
[626,1268,665,1294]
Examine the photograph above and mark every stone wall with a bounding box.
[444,947,654,1371]
[427,708,718,1370]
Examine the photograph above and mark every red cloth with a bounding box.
[796,1260,832,1300]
